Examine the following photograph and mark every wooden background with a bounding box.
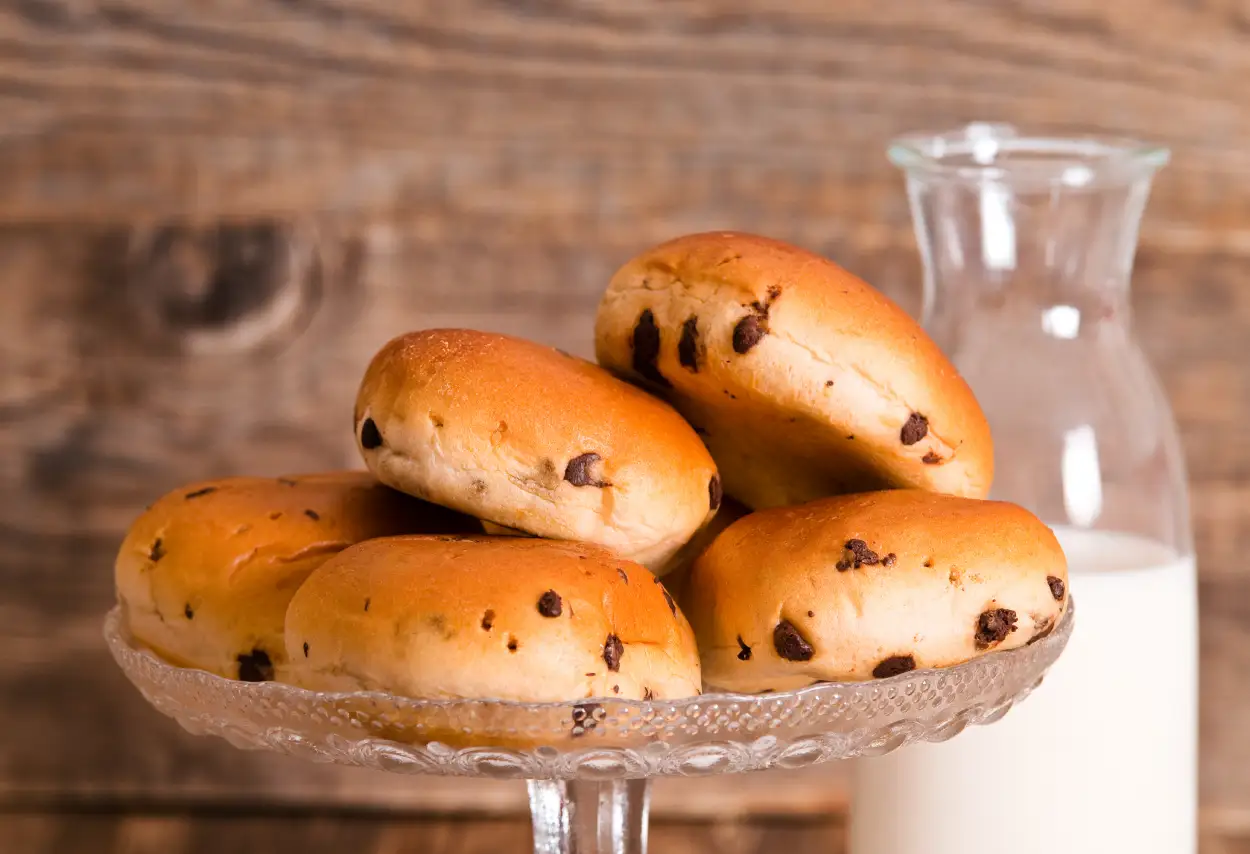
[3,0,1250,846]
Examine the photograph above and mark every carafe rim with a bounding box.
[887,122,1169,188]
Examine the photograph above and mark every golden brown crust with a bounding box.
[593,231,994,509]
[684,490,1067,690]
[282,536,701,703]
[353,328,720,572]
[114,471,479,681]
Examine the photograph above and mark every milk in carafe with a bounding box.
[850,526,1197,854]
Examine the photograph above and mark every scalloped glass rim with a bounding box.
[104,601,1074,780]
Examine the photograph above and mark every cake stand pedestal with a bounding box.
[105,603,1073,854]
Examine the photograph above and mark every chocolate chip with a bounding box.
[564,453,608,488]
[429,414,444,428]
[277,478,297,486]
[882,553,897,567]
[303,508,320,521]
[184,487,217,499]
[643,687,655,701]
[840,538,880,570]
[537,590,563,617]
[922,451,942,464]
[773,620,814,662]
[807,610,815,618]
[678,315,701,372]
[149,538,166,562]
[708,475,723,511]
[603,634,623,671]
[360,418,383,450]
[733,315,766,353]
[364,598,371,612]
[507,638,519,652]
[848,539,879,563]
[631,309,670,387]
[571,703,601,735]
[850,545,880,565]
[237,649,273,682]
[472,479,487,495]
[184,603,194,620]
[1047,576,1066,601]
[873,655,917,679]
[302,642,309,657]
[924,558,934,568]
[481,609,494,631]
[617,568,629,584]
[269,511,282,520]
[825,380,834,388]
[737,635,752,661]
[975,608,1019,649]
[900,413,929,446]
[612,684,620,694]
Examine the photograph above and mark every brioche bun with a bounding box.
[353,329,720,572]
[594,231,993,509]
[282,536,701,703]
[684,490,1067,691]
[114,471,478,681]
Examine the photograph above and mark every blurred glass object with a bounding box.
[850,123,1197,854]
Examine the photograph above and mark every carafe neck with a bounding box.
[890,124,1167,342]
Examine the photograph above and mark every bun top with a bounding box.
[283,535,702,703]
[117,471,476,585]
[685,489,1067,689]
[695,489,1064,585]
[353,329,720,571]
[115,471,478,678]
[594,231,994,506]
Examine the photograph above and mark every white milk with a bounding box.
[849,526,1198,854]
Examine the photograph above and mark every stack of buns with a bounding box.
[115,231,1068,706]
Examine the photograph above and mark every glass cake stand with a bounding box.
[104,603,1074,853]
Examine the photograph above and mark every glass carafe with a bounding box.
[849,123,1198,854]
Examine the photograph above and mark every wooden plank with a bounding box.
[1199,575,1250,814]
[0,2,1244,239]
[8,810,1250,854]
[1,812,853,854]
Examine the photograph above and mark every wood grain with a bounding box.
[0,1,1244,239]
[1,0,1249,821]
[1,811,852,854]
[5,810,1250,854]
